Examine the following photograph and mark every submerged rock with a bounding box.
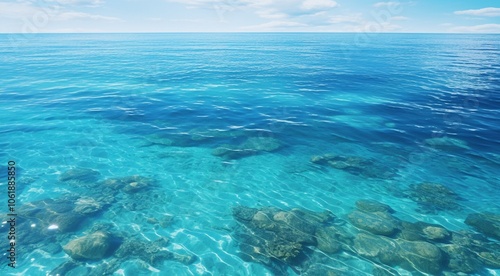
[315,227,343,254]
[355,199,394,214]
[63,231,120,261]
[212,137,282,159]
[478,251,500,268]
[424,137,470,151]
[232,205,338,273]
[406,182,462,214]
[73,197,102,215]
[59,168,101,184]
[348,210,400,236]
[114,237,195,266]
[398,240,443,274]
[49,260,85,276]
[189,128,246,141]
[120,175,155,194]
[441,244,482,274]
[353,233,400,265]
[311,154,396,179]
[397,221,450,242]
[18,198,88,234]
[465,212,500,241]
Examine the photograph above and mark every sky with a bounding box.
[0,0,499,33]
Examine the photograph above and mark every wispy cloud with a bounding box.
[373,2,400,8]
[454,7,500,17]
[0,2,118,23]
[48,0,105,7]
[301,0,337,11]
[450,24,500,33]
[55,12,120,21]
[168,0,338,18]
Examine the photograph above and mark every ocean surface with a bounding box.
[0,33,499,275]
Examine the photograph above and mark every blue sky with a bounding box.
[0,0,499,33]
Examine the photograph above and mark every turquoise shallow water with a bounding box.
[0,33,499,275]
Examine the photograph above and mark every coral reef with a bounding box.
[406,182,463,214]
[232,200,500,275]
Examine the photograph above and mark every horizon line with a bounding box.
[1,31,500,35]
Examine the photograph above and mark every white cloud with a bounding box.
[454,7,500,17]
[55,12,120,21]
[0,2,41,18]
[49,0,105,7]
[450,24,500,33]
[301,0,337,11]
[168,0,338,18]
[373,2,400,8]
[0,1,118,25]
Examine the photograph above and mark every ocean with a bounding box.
[0,33,499,275]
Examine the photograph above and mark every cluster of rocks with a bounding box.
[51,226,196,275]
[212,136,282,160]
[311,154,397,179]
[232,205,340,275]
[139,128,285,161]
[0,167,196,274]
[232,200,500,275]
[405,182,463,214]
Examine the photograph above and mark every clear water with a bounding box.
[0,33,499,275]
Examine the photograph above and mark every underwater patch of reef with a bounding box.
[232,200,500,275]
[0,167,195,275]
[1,149,499,275]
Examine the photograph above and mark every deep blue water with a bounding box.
[0,33,499,275]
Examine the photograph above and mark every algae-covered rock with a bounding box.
[232,205,337,273]
[233,206,259,222]
[113,236,195,266]
[73,197,102,215]
[407,182,462,214]
[355,199,394,214]
[423,226,450,241]
[121,175,155,194]
[465,212,500,241]
[59,168,101,184]
[424,137,470,151]
[304,264,345,276]
[353,233,400,265]
[241,137,281,152]
[398,240,443,275]
[348,210,400,236]
[315,227,342,254]
[267,240,302,263]
[398,221,450,242]
[63,231,120,261]
[311,154,396,179]
[478,251,500,268]
[441,244,482,274]
[50,260,85,276]
[212,137,282,159]
[18,198,87,234]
